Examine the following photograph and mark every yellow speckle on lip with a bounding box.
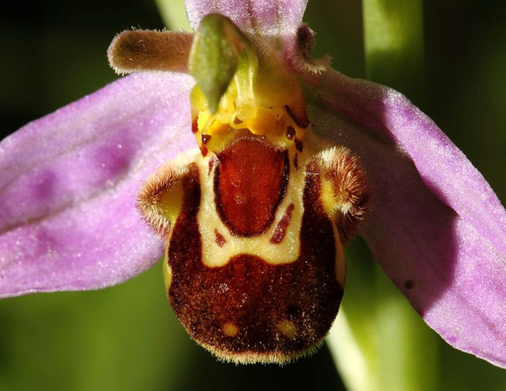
[277,320,297,339]
[222,322,239,337]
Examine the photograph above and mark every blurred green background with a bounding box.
[1,0,505,390]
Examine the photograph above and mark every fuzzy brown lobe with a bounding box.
[318,147,370,243]
[137,164,185,237]
[108,30,193,74]
[166,142,343,362]
[286,24,331,74]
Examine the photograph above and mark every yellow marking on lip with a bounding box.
[196,145,309,268]
[222,322,239,337]
[277,320,297,339]
[194,101,306,153]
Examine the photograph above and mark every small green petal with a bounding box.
[189,14,250,113]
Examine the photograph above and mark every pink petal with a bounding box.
[185,0,307,35]
[302,69,506,368]
[0,72,195,298]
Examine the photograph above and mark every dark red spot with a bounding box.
[270,204,295,244]
[208,156,215,176]
[285,105,309,129]
[200,145,208,157]
[192,118,199,134]
[214,136,288,237]
[295,138,303,152]
[404,280,415,290]
[215,229,226,247]
[202,134,211,144]
[286,126,296,140]
[294,154,299,170]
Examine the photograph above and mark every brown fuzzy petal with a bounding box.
[108,30,193,75]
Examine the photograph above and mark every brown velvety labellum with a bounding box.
[214,137,288,237]
[167,158,342,358]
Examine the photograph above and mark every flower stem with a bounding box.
[155,0,191,31]
[329,239,440,391]
[330,3,440,389]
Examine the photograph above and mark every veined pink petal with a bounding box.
[303,69,506,368]
[0,72,195,298]
[185,0,307,35]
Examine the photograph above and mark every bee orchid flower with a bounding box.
[1,0,506,368]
